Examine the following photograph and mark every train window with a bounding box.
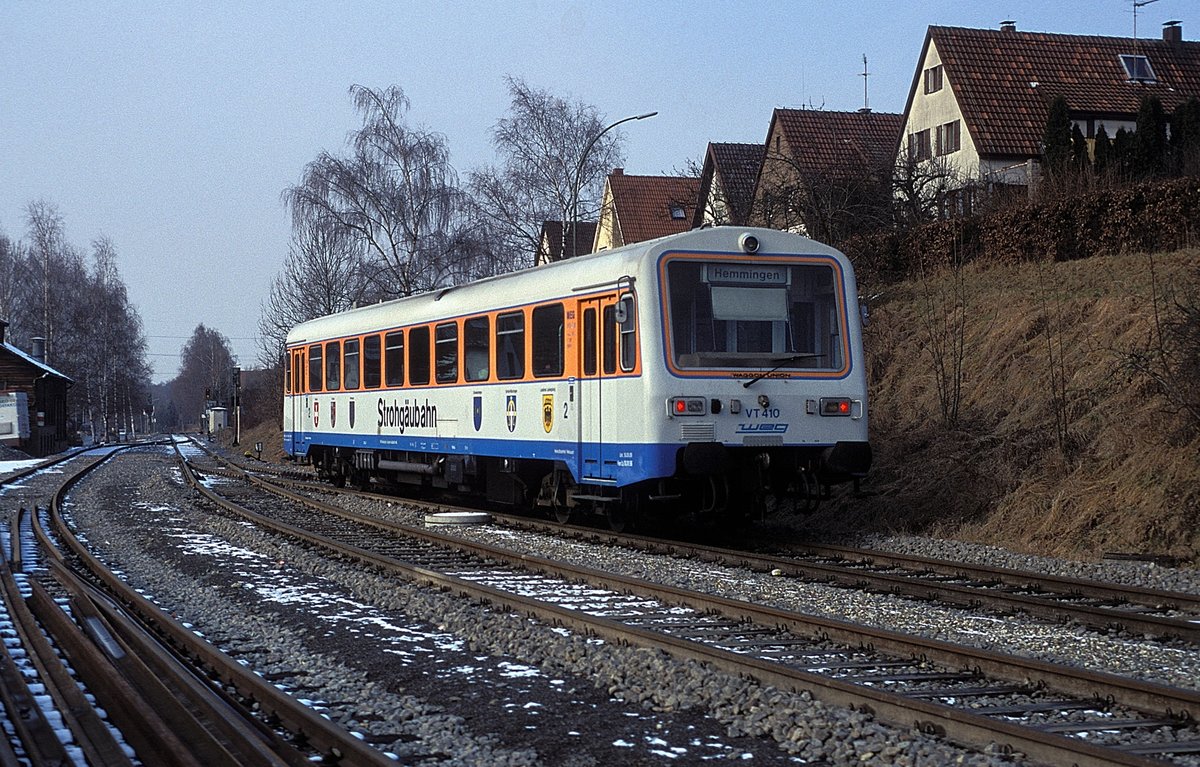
[532,303,564,377]
[602,305,617,375]
[583,307,597,377]
[409,326,431,386]
[384,331,404,387]
[363,335,382,389]
[464,316,489,382]
[435,322,459,384]
[666,260,844,371]
[284,353,292,394]
[308,344,323,392]
[325,341,341,391]
[619,294,637,372]
[496,311,525,380]
[343,338,360,390]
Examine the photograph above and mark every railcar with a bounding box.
[283,227,870,528]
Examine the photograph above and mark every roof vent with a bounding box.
[1164,20,1183,44]
[1000,20,1016,32]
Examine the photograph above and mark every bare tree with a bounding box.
[76,237,150,440]
[891,151,966,226]
[257,221,373,361]
[283,85,475,298]
[754,145,894,243]
[915,244,969,428]
[174,324,237,430]
[0,230,22,322]
[469,76,625,266]
[4,206,151,440]
[23,200,72,350]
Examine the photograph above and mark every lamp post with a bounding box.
[567,111,657,261]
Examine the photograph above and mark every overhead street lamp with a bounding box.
[567,111,657,261]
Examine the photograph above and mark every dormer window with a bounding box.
[669,204,686,220]
[1120,54,1157,83]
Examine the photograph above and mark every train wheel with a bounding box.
[794,471,819,514]
[608,487,643,533]
[541,471,572,524]
[553,502,573,525]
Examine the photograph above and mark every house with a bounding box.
[693,142,766,228]
[900,21,1200,191]
[536,220,598,265]
[592,169,700,251]
[0,321,73,456]
[751,108,903,236]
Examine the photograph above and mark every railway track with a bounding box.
[0,443,396,766]
[181,441,1200,766]
[205,444,1200,646]
[495,514,1200,644]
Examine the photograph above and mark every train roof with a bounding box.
[285,227,846,346]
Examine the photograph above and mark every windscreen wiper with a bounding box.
[742,353,821,388]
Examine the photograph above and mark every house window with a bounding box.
[910,129,932,160]
[669,204,686,220]
[1120,54,1156,83]
[924,65,944,94]
[936,120,961,155]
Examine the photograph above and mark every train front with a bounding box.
[652,228,870,512]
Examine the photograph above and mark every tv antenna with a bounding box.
[1133,0,1160,40]
[860,54,871,113]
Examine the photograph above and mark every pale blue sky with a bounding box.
[1,0,1192,381]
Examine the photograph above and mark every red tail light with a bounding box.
[819,397,852,416]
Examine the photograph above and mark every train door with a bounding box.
[290,347,306,455]
[578,295,613,482]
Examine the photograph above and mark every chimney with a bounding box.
[1000,20,1016,32]
[0,319,6,345]
[1164,21,1183,44]
[31,337,46,364]
[612,168,624,176]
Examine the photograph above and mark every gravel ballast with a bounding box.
[56,446,1035,765]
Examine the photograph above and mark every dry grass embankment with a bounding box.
[806,247,1200,563]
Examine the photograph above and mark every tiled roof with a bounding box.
[927,25,1200,157]
[699,142,765,226]
[539,220,597,260]
[608,171,700,244]
[771,108,903,175]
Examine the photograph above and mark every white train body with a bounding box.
[283,227,870,519]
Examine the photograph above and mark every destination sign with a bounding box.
[704,263,788,285]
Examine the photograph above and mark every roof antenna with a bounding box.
[859,54,871,113]
[1133,0,1161,41]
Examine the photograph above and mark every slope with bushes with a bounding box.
[809,248,1199,563]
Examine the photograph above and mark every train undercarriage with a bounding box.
[303,441,870,531]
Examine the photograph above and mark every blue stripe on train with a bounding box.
[282,430,679,487]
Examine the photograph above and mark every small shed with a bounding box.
[208,407,229,433]
[0,321,73,457]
